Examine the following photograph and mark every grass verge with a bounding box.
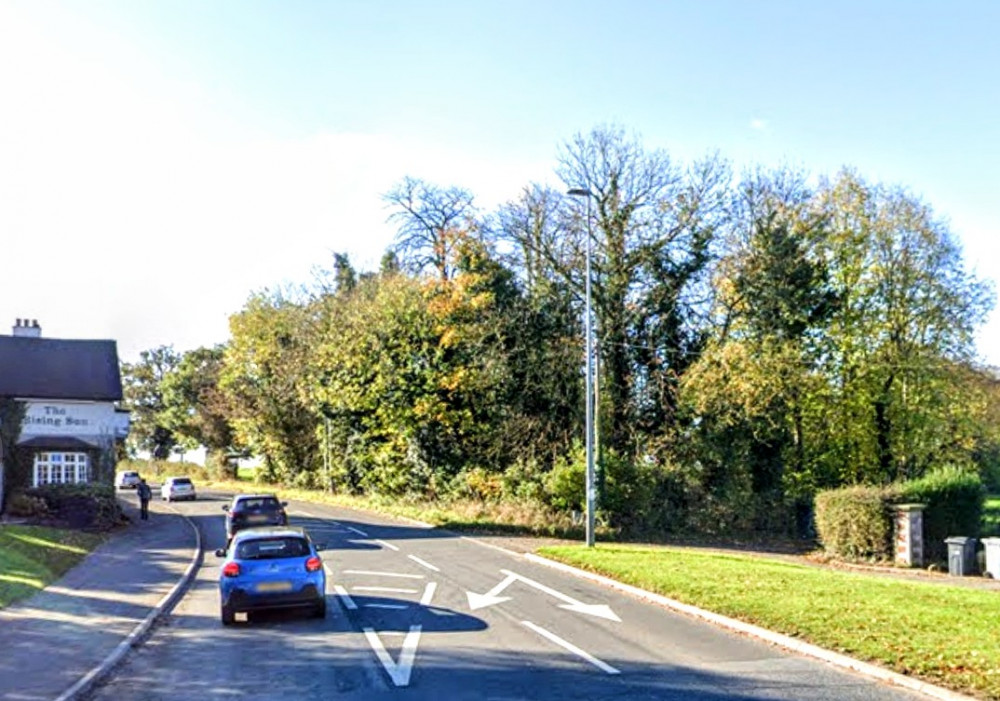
[0,525,105,609]
[537,544,1000,700]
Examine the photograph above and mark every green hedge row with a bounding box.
[814,467,986,563]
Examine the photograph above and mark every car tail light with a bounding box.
[305,556,322,572]
[222,562,241,577]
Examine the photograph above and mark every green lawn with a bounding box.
[0,525,104,608]
[538,544,1000,700]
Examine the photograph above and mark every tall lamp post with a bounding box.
[567,187,596,547]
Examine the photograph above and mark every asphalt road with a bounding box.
[84,491,933,701]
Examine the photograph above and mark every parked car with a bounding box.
[223,494,288,539]
[215,526,326,625]
[115,470,141,489]
[161,476,196,502]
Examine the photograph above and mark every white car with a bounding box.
[160,476,197,502]
[115,470,141,489]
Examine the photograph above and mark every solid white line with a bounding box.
[343,570,425,579]
[522,553,981,701]
[333,585,357,610]
[521,621,620,675]
[375,539,400,551]
[407,555,440,572]
[420,582,437,606]
[353,586,419,594]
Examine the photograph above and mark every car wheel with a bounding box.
[312,598,327,619]
[221,603,236,626]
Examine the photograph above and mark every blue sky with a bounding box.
[1,1,997,364]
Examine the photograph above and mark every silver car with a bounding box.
[161,476,197,502]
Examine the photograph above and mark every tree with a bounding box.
[496,125,729,456]
[160,345,239,473]
[221,292,319,484]
[121,346,181,459]
[814,170,994,483]
[384,176,477,281]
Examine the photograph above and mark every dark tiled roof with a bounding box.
[0,336,123,401]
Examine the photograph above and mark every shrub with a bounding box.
[6,492,50,518]
[899,466,985,563]
[543,445,585,513]
[814,485,899,561]
[25,483,124,532]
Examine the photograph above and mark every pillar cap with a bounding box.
[894,503,927,511]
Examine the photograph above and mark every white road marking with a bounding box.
[521,621,620,675]
[333,585,358,610]
[419,582,437,606]
[364,604,409,610]
[504,569,620,621]
[467,572,516,609]
[364,625,422,687]
[343,570,425,579]
[407,555,440,572]
[375,539,400,551]
[346,526,369,537]
[353,586,419,594]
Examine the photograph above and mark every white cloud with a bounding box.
[750,118,769,131]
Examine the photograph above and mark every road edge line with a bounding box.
[56,504,203,701]
[523,552,978,701]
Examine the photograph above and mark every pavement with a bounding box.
[0,494,994,701]
[0,495,201,701]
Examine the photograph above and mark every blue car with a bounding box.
[215,526,327,625]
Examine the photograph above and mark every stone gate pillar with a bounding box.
[894,503,926,568]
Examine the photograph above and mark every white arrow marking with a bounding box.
[363,625,421,687]
[466,572,517,610]
[466,570,620,621]
[501,569,621,621]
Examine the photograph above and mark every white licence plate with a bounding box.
[256,581,292,593]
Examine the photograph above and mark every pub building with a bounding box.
[0,318,130,510]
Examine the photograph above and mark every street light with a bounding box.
[567,187,596,547]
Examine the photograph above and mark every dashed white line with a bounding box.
[353,586,419,594]
[375,539,400,551]
[343,570,425,579]
[334,585,358,610]
[420,582,437,606]
[521,621,620,675]
[407,555,440,572]
[364,604,409,610]
[345,526,369,537]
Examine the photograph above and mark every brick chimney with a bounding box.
[12,318,41,338]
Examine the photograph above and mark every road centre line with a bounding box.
[334,585,357,610]
[375,539,400,551]
[407,555,440,572]
[343,570,425,579]
[353,586,419,594]
[521,621,620,675]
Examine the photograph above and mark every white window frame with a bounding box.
[32,452,90,487]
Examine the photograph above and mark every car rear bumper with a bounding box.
[222,584,324,612]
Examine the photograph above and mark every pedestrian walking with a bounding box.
[137,478,152,520]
